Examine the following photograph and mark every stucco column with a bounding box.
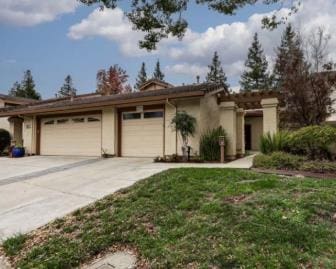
[219,101,237,160]
[102,107,116,156]
[236,108,245,158]
[8,117,23,146]
[261,98,279,135]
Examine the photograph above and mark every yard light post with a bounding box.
[219,136,225,163]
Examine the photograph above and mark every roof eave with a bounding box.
[0,90,205,117]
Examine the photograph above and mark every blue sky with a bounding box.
[0,0,335,98]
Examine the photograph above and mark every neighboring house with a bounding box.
[0,94,35,133]
[0,81,279,159]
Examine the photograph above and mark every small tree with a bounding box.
[135,62,147,90]
[153,60,165,81]
[171,111,196,160]
[206,51,230,88]
[96,65,129,95]
[57,75,77,97]
[240,33,270,91]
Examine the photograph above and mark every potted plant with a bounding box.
[12,143,25,158]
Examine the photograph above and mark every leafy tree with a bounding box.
[279,33,335,128]
[9,70,41,100]
[272,24,296,89]
[135,62,147,90]
[153,60,165,81]
[206,51,229,88]
[240,33,270,91]
[96,65,131,95]
[57,75,77,97]
[171,111,196,160]
[79,0,300,50]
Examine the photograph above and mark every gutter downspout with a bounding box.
[166,98,178,155]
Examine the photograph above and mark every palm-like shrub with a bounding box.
[260,131,290,154]
[171,111,196,160]
[200,126,228,161]
[0,129,11,154]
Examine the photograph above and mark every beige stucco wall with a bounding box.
[0,100,10,131]
[164,103,177,155]
[22,116,37,155]
[245,116,263,151]
[102,107,116,156]
[199,94,220,132]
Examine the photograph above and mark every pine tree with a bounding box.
[57,75,77,97]
[9,70,41,100]
[206,51,230,88]
[135,62,147,90]
[240,33,270,91]
[153,60,165,81]
[9,81,23,97]
[272,24,296,89]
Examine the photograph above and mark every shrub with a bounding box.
[0,128,11,154]
[200,126,228,161]
[288,125,336,160]
[300,161,336,174]
[253,152,305,170]
[259,131,290,154]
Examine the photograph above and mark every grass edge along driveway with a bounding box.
[2,168,336,268]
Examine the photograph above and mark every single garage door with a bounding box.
[122,110,164,157]
[40,114,102,156]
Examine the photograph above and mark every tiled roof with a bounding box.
[0,83,224,116]
[0,94,37,103]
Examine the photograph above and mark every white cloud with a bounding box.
[165,63,208,78]
[68,8,149,56]
[0,0,78,26]
[66,0,336,84]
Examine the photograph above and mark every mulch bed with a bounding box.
[252,168,336,179]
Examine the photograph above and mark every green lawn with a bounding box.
[2,169,336,268]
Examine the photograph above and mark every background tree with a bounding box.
[206,51,230,88]
[279,32,335,128]
[96,65,130,95]
[80,0,300,50]
[306,27,331,72]
[153,60,165,81]
[272,24,296,89]
[8,70,41,100]
[240,33,270,91]
[135,62,147,90]
[57,75,77,97]
[171,111,196,161]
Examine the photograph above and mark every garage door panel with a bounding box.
[40,114,102,156]
[122,111,164,157]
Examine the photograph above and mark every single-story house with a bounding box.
[0,94,36,136]
[0,80,280,159]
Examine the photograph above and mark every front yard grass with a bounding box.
[2,168,336,268]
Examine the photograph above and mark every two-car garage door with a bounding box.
[39,109,165,157]
[40,114,102,156]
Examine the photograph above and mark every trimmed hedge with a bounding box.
[288,125,336,160]
[253,152,305,170]
[300,161,336,173]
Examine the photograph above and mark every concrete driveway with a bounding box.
[0,155,253,240]
[0,156,171,240]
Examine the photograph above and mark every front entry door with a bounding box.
[245,124,252,151]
